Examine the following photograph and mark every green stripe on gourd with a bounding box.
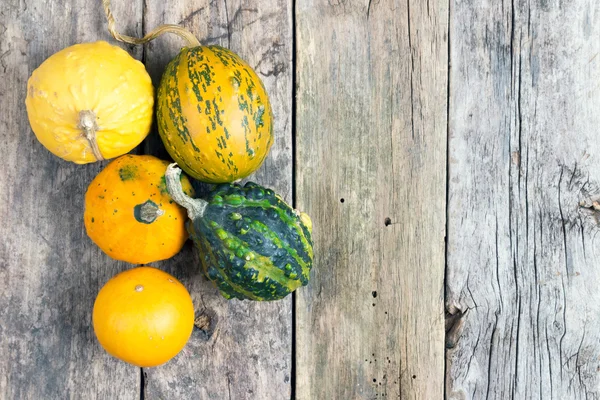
[193,218,297,301]
[205,197,313,265]
[209,219,304,289]
[210,182,313,261]
[165,164,314,301]
[193,223,263,300]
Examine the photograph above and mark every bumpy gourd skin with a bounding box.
[25,41,154,163]
[189,182,313,301]
[156,45,273,183]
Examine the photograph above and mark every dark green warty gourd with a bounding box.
[165,164,313,301]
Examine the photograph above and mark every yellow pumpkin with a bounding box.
[84,155,194,264]
[25,41,154,163]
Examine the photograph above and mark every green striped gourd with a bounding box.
[165,164,313,301]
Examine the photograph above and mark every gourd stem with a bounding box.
[165,163,208,220]
[78,110,104,161]
[102,0,201,48]
[139,202,164,223]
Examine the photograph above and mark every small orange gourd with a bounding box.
[84,154,194,264]
[93,266,195,367]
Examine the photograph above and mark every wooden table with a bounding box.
[1,0,599,398]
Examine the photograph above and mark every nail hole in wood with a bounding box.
[340,198,345,203]
[372,291,377,298]
[384,217,391,226]
[193,308,218,341]
[194,314,211,331]
[412,375,417,379]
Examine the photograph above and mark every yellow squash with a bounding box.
[25,41,154,163]
[156,46,274,183]
[84,154,194,264]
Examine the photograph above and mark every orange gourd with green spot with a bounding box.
[156,45,274,183]
[84,154,194,264]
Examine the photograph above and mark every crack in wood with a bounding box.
[223,0,231,46]
[177,6,206,26]
[406,0,415,141]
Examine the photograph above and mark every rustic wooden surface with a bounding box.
[141,0,294,399]
[446,0,600,399]
[0,0,143,399]
[295,0,448,398]
[2,0,600,398]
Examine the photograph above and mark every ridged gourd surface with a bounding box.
[189,182,313,301]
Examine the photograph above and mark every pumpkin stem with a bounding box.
[102,0,201,48]
[165,163,208,220]
[78,110,104,161]
[134,200,165,224]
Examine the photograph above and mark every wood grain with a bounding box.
[141,0,294,398]
[446,0,600,398]
[0,0,143,398]
[295,0,448,398]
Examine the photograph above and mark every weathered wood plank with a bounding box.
[446,0,600,398]
[141,1,294,398]
[295,0,448,398]
[0,0,143,398]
